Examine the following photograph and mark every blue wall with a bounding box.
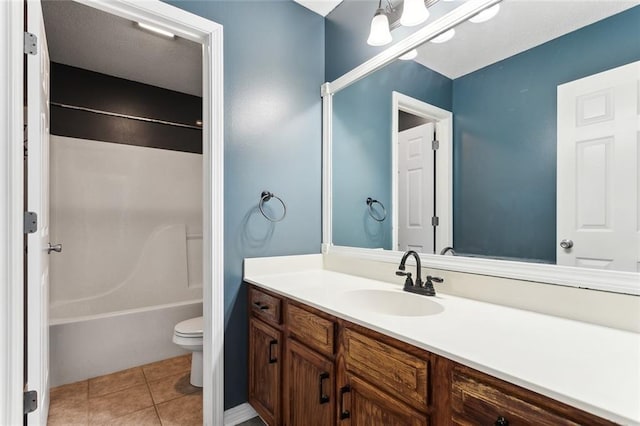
[452,7,640,262]
[166,0,324,409]
[333,61,451,249]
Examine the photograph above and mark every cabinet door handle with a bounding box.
[339,385,351,420]
[268,339,278,364]
[495,416,509,426]
[254,302,269,310]
[319,372,330,404]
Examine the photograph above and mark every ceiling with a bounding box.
[294,0,343,16]
[41,0,202,96]
[411,1,640,79]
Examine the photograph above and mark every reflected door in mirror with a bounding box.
[398,122,436,253]
[557,61,640,272]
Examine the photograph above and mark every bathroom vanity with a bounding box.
[244,256,639,426]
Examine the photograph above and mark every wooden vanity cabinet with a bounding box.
[247,284,616,426]
[284,339,336,426]
[450,366,615,426]
[249,317,282,425]
[341,374,428,426]
[248,287,287,425]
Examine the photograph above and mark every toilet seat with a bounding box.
[174,316,203,338]
[173,315,204,387]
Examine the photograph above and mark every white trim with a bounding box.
[326,245,640,296]
[324,0,502,95]
[320,0,639,295]
[2,1,224,425]
[391,92,453,253]
[0,2,26,424]
[224,402,259,426]
[322,88,333,248]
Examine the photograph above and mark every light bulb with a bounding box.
[430,28,455,44]
[400,0,429,27]
[367,10,393,46]
[399,49,418,60]
[469,4,500,23]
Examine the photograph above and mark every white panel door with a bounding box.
[27,0,51,423]
[557,61,639,272]
[398,123,435,253]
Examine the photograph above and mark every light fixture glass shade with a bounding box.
[367,10,392,46]
[400,0,429,27]
[469,4,500,23]
[430,28,455,44]
[399,49,418,60]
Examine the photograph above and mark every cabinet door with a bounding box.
[285,339,335,426]
[339,375,428,426]
[249,318,282,425]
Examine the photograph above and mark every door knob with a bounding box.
[47,243,62,254]
[559,239,573,249]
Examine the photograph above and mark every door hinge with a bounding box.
[23,390,38,414]
[24,211,38,234]
[431,216,439,227]
[432,140,439,150]
[24,32,37,55]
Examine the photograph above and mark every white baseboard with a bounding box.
[224,402,259,425]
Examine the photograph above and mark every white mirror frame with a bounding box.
[321,0,639,296]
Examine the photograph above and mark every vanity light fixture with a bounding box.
[399,49,418,60]
[430,28,456,43]
[136,22,176,39]
[469,3,500,23]
[367,0,393,46]
[400,0,430,27]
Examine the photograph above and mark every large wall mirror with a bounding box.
[325,0,640,293]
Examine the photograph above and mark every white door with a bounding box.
[27,0,51,423]
[398,123,435,253]
[557,61,639,272]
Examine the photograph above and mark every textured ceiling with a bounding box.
[413,1,639,79]
[42,0,202,96]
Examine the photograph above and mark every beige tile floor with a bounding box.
[48,354,202,425]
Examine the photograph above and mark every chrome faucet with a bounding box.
[396,250,443,296]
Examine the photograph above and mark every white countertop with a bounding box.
[244,268,640,425]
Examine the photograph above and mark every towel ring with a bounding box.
[366,197,387,222]
[259,191,287,222]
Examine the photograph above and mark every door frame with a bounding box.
[0,1,224,425]
[391,91,453,253]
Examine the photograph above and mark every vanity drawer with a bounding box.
[344,328,429,412]
[287,303,335,356]
[250,287,282,326]
[451,366,615,426]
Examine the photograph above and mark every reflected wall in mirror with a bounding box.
[331,1,640,272]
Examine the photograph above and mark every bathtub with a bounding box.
[49,299,202,387]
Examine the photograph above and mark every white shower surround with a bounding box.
[49,135,203,321]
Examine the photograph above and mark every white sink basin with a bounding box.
[341,289,444,317]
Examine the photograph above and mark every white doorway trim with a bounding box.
[0,1,26,424]
[0,1,224,425]
[391,91,453,253]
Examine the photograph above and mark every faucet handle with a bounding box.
[426,276,444,284]
[396,271,414,288]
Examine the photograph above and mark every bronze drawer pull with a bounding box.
[339,385,351,420]
[319,372,330,404]
[268,339,278,364]
[495,416,509,426]
[253,301,269,310]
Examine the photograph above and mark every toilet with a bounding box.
[173,316,203,387]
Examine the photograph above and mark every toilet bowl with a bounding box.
[173,316,203,387]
